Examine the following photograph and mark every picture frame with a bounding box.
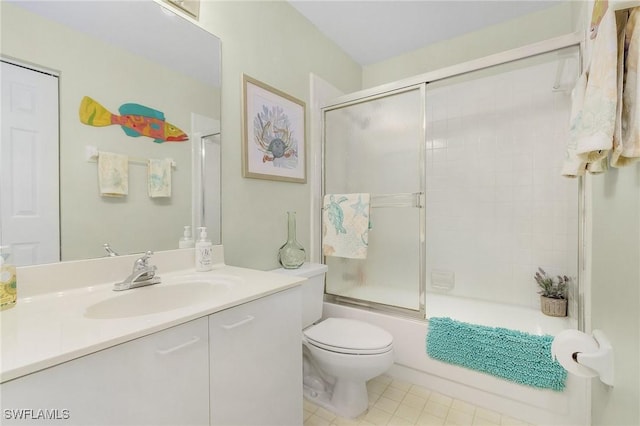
[242,74,306,183]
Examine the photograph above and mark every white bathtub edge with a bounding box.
[387,364,588,426]
[323,301,589,426]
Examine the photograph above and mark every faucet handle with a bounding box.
[103,243,119,257]
[134,251,154,270]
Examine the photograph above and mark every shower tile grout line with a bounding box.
[303,374,536,426]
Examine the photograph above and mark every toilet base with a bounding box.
[303,376,369,419]
[301,322,394,420]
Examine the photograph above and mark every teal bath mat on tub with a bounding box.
[426,317,567,391]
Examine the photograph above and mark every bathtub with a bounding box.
[323,296,589,426]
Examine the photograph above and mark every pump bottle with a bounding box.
[179,225,195,248]
[0,246,17,310]
[195,227,212,271]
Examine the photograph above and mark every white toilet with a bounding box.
[273,263,394,419]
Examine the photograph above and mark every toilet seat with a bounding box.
[304,318,393,355]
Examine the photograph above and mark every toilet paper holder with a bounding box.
[572,329,614,387]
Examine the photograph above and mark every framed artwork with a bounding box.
[242,74,306,183]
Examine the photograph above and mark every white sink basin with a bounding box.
[85,276,234,319]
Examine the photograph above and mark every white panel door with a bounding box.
[1,61,60,266]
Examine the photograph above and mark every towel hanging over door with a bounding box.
[322,193,370,259]
[562,4,640,176]
[612,7,640,166]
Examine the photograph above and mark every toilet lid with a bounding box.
[304,318,393,355]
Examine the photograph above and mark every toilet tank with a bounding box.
[271,263,328,328]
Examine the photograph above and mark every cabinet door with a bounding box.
[209,287,302,425]
[1,318,209,426]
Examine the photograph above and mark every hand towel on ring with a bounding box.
[148,158,172,198]
[98,151,128,197]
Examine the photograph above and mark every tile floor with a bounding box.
[303,375,535,426]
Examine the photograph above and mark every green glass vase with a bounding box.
[278,211,305,269]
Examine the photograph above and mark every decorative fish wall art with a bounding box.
[79,96,188,143]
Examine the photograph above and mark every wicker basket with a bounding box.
[540,296,567,317]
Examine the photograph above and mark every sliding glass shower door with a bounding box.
[322,41,581,325]
[323,86,425,315]
[423,46,581,321]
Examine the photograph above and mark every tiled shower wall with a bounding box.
[425,50,580,310]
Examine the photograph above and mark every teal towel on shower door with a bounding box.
[426,317,567,391]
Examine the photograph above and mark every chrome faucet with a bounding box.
[104,243,119,257]
[113,251,161,291]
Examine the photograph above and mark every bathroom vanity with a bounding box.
[0,248,303,425]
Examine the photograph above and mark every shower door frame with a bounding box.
[321,31,585,324]
[322,84,428,319]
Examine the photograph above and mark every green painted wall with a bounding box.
[589,166,640,426]
[362,2,578,89]
[198,1,362,269]
[204,2,640,423]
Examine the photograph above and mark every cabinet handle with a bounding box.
[156,336,201,355]
[220,315,255,330]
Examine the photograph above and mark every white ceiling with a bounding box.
[11,1,560,82]
[289,1,562,65]
[8,0,221,87]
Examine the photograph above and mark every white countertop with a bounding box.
[0,264,303,383]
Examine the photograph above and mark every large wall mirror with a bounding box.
[1,0,221,266]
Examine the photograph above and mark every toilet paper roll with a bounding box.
[551,329,599,378]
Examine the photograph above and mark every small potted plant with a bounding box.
[534,267,569,317]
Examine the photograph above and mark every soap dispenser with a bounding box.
[179,225,195,248]
[0,246,17,311]
[195,227,212,271]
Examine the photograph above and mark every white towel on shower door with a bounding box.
[322,193,370,259]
